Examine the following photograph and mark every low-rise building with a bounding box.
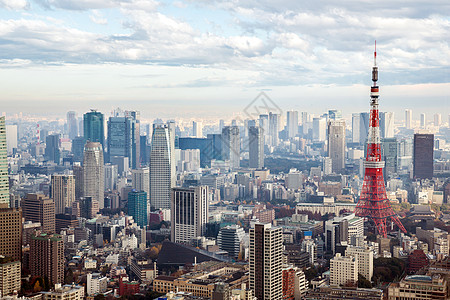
[41,284,84,300]
[388,274,447,300]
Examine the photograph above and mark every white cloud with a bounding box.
[0,0,28,10]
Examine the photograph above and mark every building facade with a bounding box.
[128,190,148,228]
[249,126,264,169]
[22,193,55,234]
[222,126,240,169]
[330,253,358,286]
[0,208,22,261]
[413,133,434,179]
[327,120,346,174]
[83,110,104,148]
[83,142,105,209]
[51,175,75,215]
[30,233,64,285]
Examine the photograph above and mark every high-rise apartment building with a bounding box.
[67,111,78,139]
[22,193,55,233]
[83,110,104,148]
[83,142,105,209]
[345,245,373,281]
[30,233,64,285]
[0,117,9,208]
[222,126,240,169]
[413,133,434,179]
[107,115,139,168]
[128,190,148,228]
[0,208,22,261]
[248,126,264,169]
[51,175,75,214]
[45,134,60,164]
[0,258,21,296]
[171,186,208,244]
[330,253,358,286]
[286,111,298,138]
[405,109,412,129]
[150,125,174,210]
[327,120,346,174]
[249,223,282,300]
[217,225,245,258]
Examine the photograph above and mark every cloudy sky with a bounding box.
[0,0,448,119]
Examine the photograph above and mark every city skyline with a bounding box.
[0,1,448,116]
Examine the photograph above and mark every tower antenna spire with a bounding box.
[374,40,377,66]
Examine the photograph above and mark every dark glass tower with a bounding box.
[413,133,434,179]
[128,190,147,228]
[83,110,104,148]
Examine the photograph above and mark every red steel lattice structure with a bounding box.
[354,43,407,237]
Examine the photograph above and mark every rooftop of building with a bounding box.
[32,233,63,242]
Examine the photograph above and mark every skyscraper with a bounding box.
[405,109,412,129]
[222,126,240,169]
[192,121,203,138]
[328,109,342,120]
[379,112,394,138]
[312,117,326,142]
[107,113,139,168]
[45,134,60,164]
[351,113,360,144]
[51,175,75,214]
[150,125,174,210]
[83,142,105,209]
[0,208,22,261]
[83,110,104,148]
[104,163,118,191]
[125,110,141,168]
[259,114,269,145]
[132,168,150,201]
[30,232,64,285]
[171,186,208,244]
[413,133,434,179]
[269,112,280,146]
[128,190,148,228]
[73,162,84,200]
[327,120,346,174]
[420,113,426,128]
[71,136,85,162]
[67,111,78,139]
[434,113,442,127]
[359,112,370,144]
[249,223,282,300]
[0,117,9,208]
[286,110,298,138]
[249,126,264,169]
[5,124,17,155]
[22,193,55,234]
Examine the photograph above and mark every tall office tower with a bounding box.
[166,121,177,181]
[107,115,138,168]
[0,117,9,208]
[45,134,60,164]
[359,112,370,144]
[328,109,342,120]
[354,46,406,238]
[71,136,85,162]
[132,168,149,201]
[30,233,64,285]
[22,193,55,233]
[83,142,105,209]
[78,197,99,219]
[171,186,208,244]
[222,126,240,169]
[249,223,282,300]
[345,245,373,281]
[259,114,269,145]
[104,163,118,191]
[327,120,346,174]
[286,111,298,138]
[379,112,394,138]
[330,253,358,286]
[5,124,17,155]
[249,126,264,169]
[125,110,141,168]
[83,110,104,148]
[413,133,434,179]
[434,113,442,127]
[51,175,75,214]
[382,138,399,178]
[217,225,245,258]
[268,112,280,146]
[420,113,426,128]
[139,135,148,166]
[219,119,225,133]
[150,125,174,210]
[405,109,412,129]
[352,113,360,143]
[206,133,223,161]
[67,111,78,139]
[312,118,326,141]
[0,208,22,261]
[192,121,203,138]
[128,190,148,228]
[73,162,84,200]
[0,258,21,296]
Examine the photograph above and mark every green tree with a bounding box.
[358,274,372,288]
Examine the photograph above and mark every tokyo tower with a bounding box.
[354,42,407,237]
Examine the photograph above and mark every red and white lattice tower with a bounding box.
[354,42,407,237]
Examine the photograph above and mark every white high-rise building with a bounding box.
[312,118,326,142]
[192,121,203,138]
[249,126,264,169]
[0,117,9,207]
[434,113,442,127]
[380,112,394,138]
[269,112,281,146]
[222,126,240,169]
[330,253,358,286]
[83,142,105,209]
[249,223,282,300]
[132,167,150,200]
[86,273,107,296]
[301,239,317,265]
[104,163,118,191]
[51,175,75,214]
[420,113,426,128]
[5,125,17,155]
[67,111,78,140]
[352,113,360,143]
[327,120,345,174]
[286,110,298,138]
[345,245,374,281]
[171,186,208,244]
[405,109,412,129]
[150,125,175,210]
